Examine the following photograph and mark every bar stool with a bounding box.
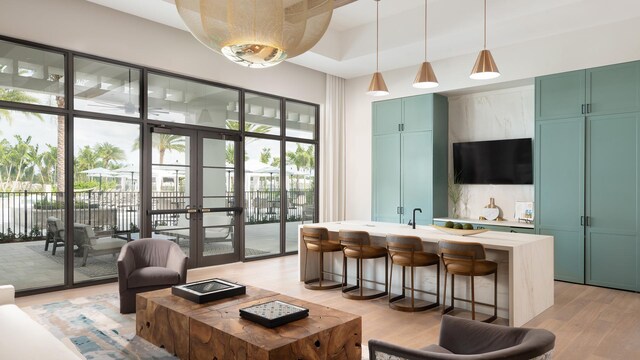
[339,230,388,300]
[302,226,343,290]
[438,240,498,323]
[386,235,440,312]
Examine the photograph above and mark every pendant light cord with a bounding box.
[376,0,380,71]
[424,0,427,61]
[483,0,487,49]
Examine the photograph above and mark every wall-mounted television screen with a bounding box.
[453,138,533,185]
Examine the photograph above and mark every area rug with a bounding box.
[23,293,176,360]
[24,292,370,360]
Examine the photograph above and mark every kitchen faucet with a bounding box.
[409,208,422,229]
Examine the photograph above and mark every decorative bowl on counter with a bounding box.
[432,225,489,236]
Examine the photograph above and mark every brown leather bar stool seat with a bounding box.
[302,226,343,290]
[438,240,498,323]
[387,235,440,312]
[339,230,388,300]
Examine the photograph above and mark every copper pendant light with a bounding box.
[367,0,389,96]
[470,0,500,80]
[413,0,438,89]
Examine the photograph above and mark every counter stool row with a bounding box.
[302,227,498,322]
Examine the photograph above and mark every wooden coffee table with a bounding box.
[136,285,362,360]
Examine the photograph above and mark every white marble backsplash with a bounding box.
[448,86,535,222]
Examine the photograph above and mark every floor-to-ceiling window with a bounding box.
[0,35,319,294]
[0,40,66,291]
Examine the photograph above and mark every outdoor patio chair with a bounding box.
[73,225,128,266]
[155,214,232,243]
[45,217,65,255]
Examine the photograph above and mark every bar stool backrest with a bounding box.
[338,230,371,247]
[386,235,423,254]
[438,240,486,267]
[302,226,329,243]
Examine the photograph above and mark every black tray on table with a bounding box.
[172,278,246,304]
[239,300,309,328]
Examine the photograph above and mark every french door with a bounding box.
[146,126,241,267]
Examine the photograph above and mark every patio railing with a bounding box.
[0,189,314,241]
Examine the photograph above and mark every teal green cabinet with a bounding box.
[373,98,401,135]
[372,133,401,223]
[535,70,585,121]
[372,94,448,225]
[536,60,640,291]
[535,117,585,283]
[585,113,640,291]
[587,62,640,116]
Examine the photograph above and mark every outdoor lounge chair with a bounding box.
[45,217,65,255]
[155,214,232,243]
[73,225,128,266]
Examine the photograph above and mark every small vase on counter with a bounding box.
[481,197,502,221]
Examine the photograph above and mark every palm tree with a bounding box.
[39,145,57,185]
[260,148,271,164]
[75,145,99,175]
[287,144,314,189]
[94,142,125,168]
[0,89,43,125]
[132,134,186,164]
[154,134,185,164]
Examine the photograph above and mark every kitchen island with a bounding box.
[298,221,554,327]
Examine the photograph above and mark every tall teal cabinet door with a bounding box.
[586,114,639,291]
[402,95,432,132]
[401,131,433,224]
[535,71,585,121]
[587,62,640,116]
[373,99,401,135]
[535,117,585,283]
[372,133,401,223]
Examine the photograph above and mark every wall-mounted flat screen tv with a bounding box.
[453,138,533,184]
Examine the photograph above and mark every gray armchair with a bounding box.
[117,238,188,314]
[369,315,555,360]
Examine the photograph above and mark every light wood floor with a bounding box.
[16,255,640,359]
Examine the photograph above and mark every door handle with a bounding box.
[581,104,586,114]
[580,216,584,226]
[586,104,591,114]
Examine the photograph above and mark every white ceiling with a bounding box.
[86,0,640,79]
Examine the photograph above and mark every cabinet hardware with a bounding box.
[581,104,586,114]
[398,124,402,132]
[585,216,591,226]
[396,206,400,214]
[581,216,584,226]
[586,104,591,113]
[400,206,404,214]
[401,124,405,131]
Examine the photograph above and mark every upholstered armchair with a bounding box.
[369,315,555,360]
[117,238,188,314]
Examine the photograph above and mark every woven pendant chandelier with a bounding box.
[175,0,335,68]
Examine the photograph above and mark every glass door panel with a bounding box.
[198,136,239,265]
[0,110,65,291]
[244,137,281,257]
[149,131,192,261]
[73,118,141,283]
[285,142,316,253]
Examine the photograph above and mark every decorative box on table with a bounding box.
[239,300,309,328]
[172,278,245,304]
